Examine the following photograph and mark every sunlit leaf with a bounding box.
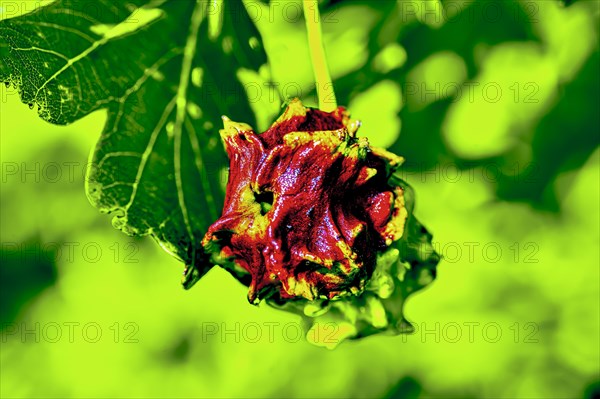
[0,0,268,279]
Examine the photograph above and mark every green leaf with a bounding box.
[0,0,268,279]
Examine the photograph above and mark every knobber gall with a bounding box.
[187,99,439,347]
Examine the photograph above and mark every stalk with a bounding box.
[303,0,337,111]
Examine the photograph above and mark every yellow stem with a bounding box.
[303,0,337,111]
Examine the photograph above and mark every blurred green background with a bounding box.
[1,0,599,398]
